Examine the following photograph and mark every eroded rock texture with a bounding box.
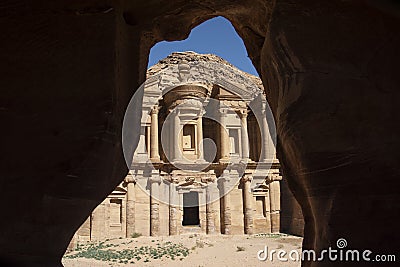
[1,0,399,266]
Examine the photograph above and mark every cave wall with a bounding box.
[0,2,139,265]
[1,0,399,266]
[261,2,400,266]
[280,176,304,237]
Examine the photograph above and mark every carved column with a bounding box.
[206,179,218,234]
[239,110,249,161]
[90,202,107,241]
[169,181,178,235]
[149,173,161,236]
[172,109,182,162]
[133,124,148,162]
[269,174,281,233]
[254,101,269,162]
[219,108,229,162]
[197,114,204,160]
[264,189,272,233]
[242,175,254,234]
[220,171,232,234]
[260,116,268,162]
[258,103,273,162]
[150,107,160,161]
[104,201,111,239]
[125,174,136,238]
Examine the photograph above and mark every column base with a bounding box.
[150,157,161,163]
[132,153,149,163]
[194,158,207,164]
[240,158,252,164]
[219,157,230,164]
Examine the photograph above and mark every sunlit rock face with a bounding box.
[1,1,399,266]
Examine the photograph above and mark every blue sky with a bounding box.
[148,16,259,76]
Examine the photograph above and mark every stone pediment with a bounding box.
[145,52,264,101]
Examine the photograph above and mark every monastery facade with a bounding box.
[73,52,282,241]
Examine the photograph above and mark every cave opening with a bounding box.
[148,15,304,237]
[63,13,305,263]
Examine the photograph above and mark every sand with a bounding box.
[63,233,302,267]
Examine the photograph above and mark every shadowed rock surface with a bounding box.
[1,0,399,266]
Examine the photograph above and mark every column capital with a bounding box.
[241,174,253,183]
[238,109,249,118]
[125,175,137,184]
[150,105,160,115]
[267,174,282,182]
[253,101,268,116]
[201,176,216,183]
[165,173,179,184]
[149,174,162,184]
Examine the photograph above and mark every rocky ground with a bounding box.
[63,233,302,267]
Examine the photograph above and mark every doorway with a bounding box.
[182,191,200,226]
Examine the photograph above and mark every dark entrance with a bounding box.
[182,191,200,226]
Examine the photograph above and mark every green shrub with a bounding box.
[131,232,142,238]
[236,246,245,252]
[64,240,190,264]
